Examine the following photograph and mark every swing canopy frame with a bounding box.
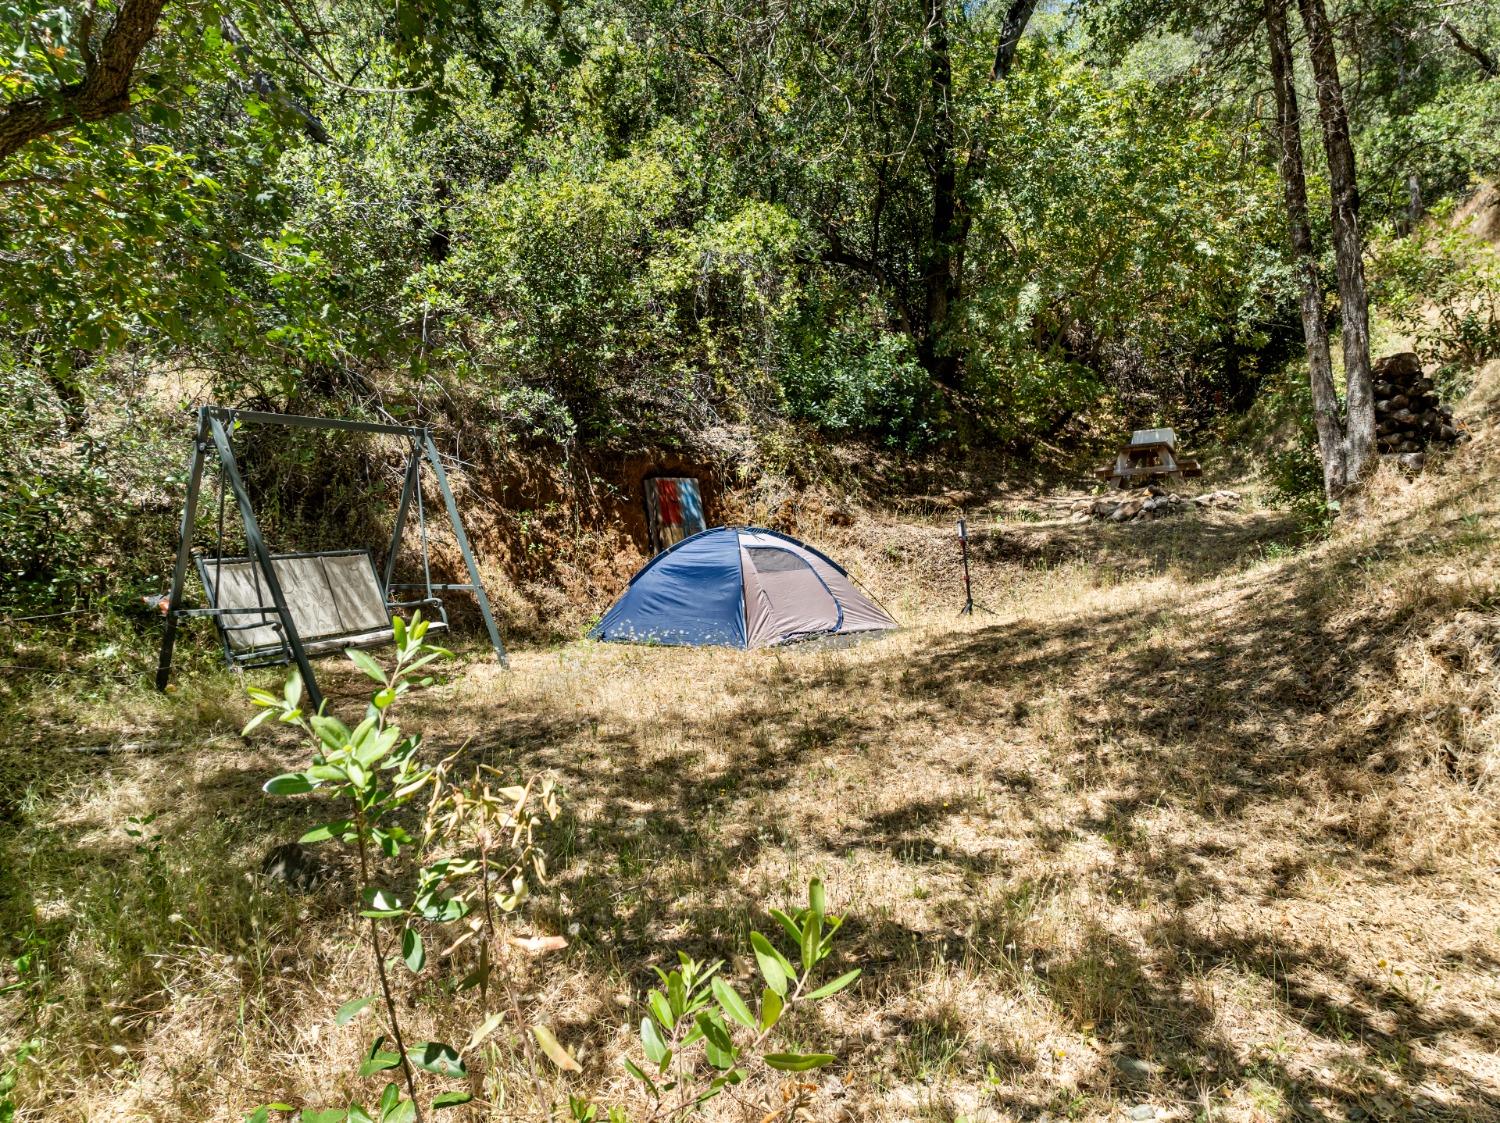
[155,405,507,711]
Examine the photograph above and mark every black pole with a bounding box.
[383,446,422,598]
[156,410,210,691]
[208,412,325,712]
[422,433,508,667]
[958,518,974,616]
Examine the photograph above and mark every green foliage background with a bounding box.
[1,0,1498,610]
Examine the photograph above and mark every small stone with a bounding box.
[1113,1055,1156,1081]
[260,842,328,892]
[1128,1105,1156,1121]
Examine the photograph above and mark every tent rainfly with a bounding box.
[590,527,896,648]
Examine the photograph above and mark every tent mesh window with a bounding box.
[746,547,812,573]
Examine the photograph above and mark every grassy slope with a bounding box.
[3,365,1500,1122]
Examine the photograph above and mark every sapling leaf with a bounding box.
[349,715,378,748]
[358,1050,402,1077]
[464,1011,506,1053]
[283,670,304,710]
[764,1052,836,1071]
[298,1110,345,1123]
[809,878,826,922]
[431,1092,473,1110]
[408,1041,466,1078]
[623,1058,659,1098]
[711,977,756,1030]
[805,968,862,1001]
[401,651,447,676]
[333,994,377,1025]
[749,931,788,996]
[533,1024,583,1072]
[639,1016,670,1068]
[347,648,387,684]
[770,908,803,947]
[241,707,275,736]
[360,888,406,918]
[401,927,424,973]
[310,715,351,751]
[380,1100,415,1123]
[263,772,313,796]
[819,913,844,956]
[648,989,673,1030]
[695,1011,737,1070]
[415,893,467,922]
[378,1083,400,1116]
[347,1105,373,1123]
[301,820,353,844]
[800,910,823,971]
[760,987,783,1029]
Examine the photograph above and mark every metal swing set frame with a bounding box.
[155,405,507,711]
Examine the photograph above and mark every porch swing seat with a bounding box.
[197,548,445,666]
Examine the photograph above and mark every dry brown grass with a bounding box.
[4,370,1500,1123]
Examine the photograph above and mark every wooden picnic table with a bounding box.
[1094,428,1202,489]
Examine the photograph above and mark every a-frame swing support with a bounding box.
[155,406,507,712]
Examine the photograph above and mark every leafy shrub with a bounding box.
[247,616,480,1121]
[780,319,941,449]
[1255,365,1333,528]
[243,618,859,1122]
[0,361,112,609]
[1369,210,1500,394]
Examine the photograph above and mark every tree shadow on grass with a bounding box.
[13,474,1498,1117]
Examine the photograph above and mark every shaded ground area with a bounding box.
[3,434,1500,1121]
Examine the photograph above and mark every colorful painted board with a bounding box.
[645,477,706,552]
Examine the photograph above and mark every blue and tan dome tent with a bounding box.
[590,527,897,648]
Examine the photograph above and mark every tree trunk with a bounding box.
[0,0,168,161]
[1404,171,1424,233]
[1266,0,1347,497]
[1297,0,1376,487]
[920,0,964,391]
[991,0,1038,81]
[918,0,1038,393]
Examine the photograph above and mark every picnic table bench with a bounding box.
[1095,428,1203,489]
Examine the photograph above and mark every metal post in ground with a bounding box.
[959,519,974,616]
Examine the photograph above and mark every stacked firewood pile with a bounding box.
[1065,487,1242,523]
[1375,352,1467,465]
